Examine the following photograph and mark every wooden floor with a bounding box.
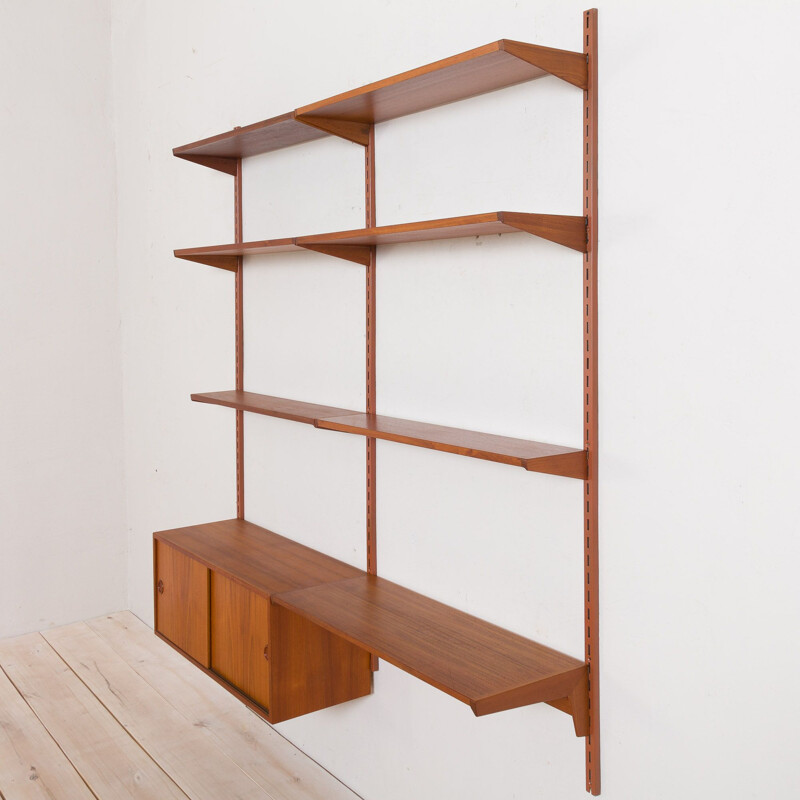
[0,611,362,800]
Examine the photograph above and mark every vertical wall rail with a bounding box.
[365,126,378,671]
[234,156,245,519]
[583,8,600,795]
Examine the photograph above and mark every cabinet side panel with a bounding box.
[210,572,271,711]
[154,541,210,666]
[269,602,371,723]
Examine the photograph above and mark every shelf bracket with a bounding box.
[523,449,588,480]
[175,253,240,271]
[298,243,374,266]
[500,212,588,253]
[470,665,587,721]
[546,672,590,737]
[502,40,588,90]
[294,113,371,146]
[174,153,239,175]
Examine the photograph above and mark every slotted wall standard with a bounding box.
[161,10,599,794]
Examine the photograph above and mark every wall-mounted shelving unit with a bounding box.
[157,9,599,794]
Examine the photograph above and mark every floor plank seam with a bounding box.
[241,703,367,800]
[0,638,101,800]
[1,612,366,800]
[44,621,280,800]
[126,610,367,800]
[41,628,193,800]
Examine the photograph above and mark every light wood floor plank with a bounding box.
[0,632,189,800]
[0,648,95,800]
[86,612,361,800]
[42,622,276,800]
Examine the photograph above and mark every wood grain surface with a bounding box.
[0,657,96,799]
[191,391,586,478]
[42,624,278,799]
[175,212,586,270]
[191,390,353,426]
[0,633,188,799]
[87,612,363,800]
[274,575,586,718]
[269,603,371,723]
[173,40,586,168]
[317,412,587,478]
[154,541,210,667]
[296,40,586,125]
[211,573,271,712]
[154,519,363,599]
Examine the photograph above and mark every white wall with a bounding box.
[0,0,126,638]
[113,1,800,799]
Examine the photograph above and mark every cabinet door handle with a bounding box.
[157,579,164,594]
[263,645,269,661]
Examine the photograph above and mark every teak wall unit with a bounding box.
[157,9,600,794]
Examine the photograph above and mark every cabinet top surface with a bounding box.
[154,519,362,596]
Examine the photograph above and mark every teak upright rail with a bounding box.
[160,10,600,794]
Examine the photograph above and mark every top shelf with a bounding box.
[172,113,327,174]
[173,39,587,171]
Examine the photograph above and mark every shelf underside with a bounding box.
[174,212,587,271]
[192,390,586,479]
[157,518,588,731]
[173,40,587,169]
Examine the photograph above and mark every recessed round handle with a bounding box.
[157,579,164,594]
[263,645,269,661]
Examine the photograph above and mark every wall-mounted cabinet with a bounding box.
[154,520,371,723]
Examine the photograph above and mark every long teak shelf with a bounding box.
[191,390,587,479]
[316,413,586,478]
[173,40,587,171]
[191,390,353,426]
[173,113,328,174]
[276,574,588,730]
[175,211,588,270]
[156,519,588,734]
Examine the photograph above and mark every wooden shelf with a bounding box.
[175,212,587,268]
[299,212,586,256]
[191,390,586,479]
[295,40,587,145]
[174,238,300,272]
[316,413,586,478]
[173,112,328,174]
[274,574,588,729]
[174,41,586,173]
[191,390,353,425]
